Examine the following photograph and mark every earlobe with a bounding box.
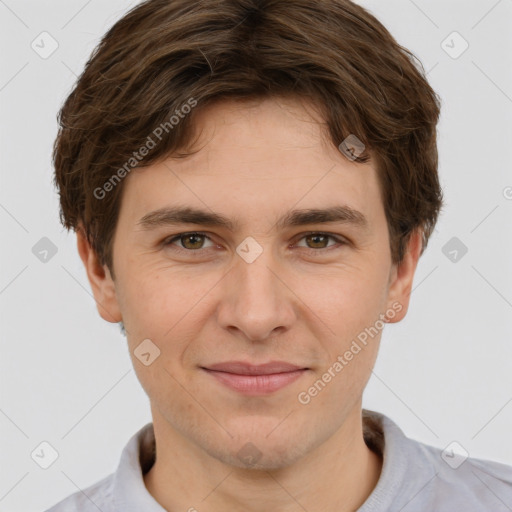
[76,227,122,324]
[385,229,423,323]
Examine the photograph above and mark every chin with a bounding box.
[218,440,309,471]
[204,424,313,471]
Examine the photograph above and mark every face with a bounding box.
[79,96,420,470]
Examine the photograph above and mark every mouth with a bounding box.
[201,361,309,395]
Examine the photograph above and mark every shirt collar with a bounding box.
[112,422,165,511]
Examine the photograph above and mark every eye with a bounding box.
[294,232,346,253]
[164,232,215,251]
[163,231,347,255]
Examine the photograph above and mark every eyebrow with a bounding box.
[136,205,368,232]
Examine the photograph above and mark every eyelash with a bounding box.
[163,231,348,256]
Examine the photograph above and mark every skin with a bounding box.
[78,96,422,512]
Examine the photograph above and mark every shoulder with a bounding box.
[43,472,115,512]
[43,422,155,512]
[362,410,512,511]
[405,436,512,511]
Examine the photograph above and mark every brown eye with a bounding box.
[295,233,344,251]
[165,232,214,251]
[180,233,205,249]
[304,234,331,249]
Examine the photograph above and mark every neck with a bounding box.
[143,406,383,512]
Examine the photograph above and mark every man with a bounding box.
[47,0,512,510]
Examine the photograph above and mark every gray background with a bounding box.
[1,0,511,510]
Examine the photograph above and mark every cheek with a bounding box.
[119,267,221,365]
[298,277,385,411]
[305,264,390,341]
[120,266,193,325]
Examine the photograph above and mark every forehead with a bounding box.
[117,96,385,233]
[187,96,339,159]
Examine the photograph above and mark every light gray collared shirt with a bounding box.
[45,409,512,511]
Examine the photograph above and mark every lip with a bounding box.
[205,361,306,375]
[201,361,309,395]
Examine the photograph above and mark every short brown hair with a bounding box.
[53,0,442,277]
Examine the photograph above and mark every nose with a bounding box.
[216,244,297,343]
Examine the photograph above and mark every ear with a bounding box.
[385,229,423,323]
[76,227,122,324]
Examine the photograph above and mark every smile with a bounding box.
[201,361,309,395]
